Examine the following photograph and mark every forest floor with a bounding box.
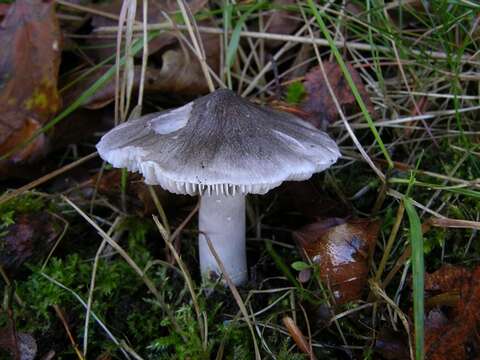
[0,1,480,359]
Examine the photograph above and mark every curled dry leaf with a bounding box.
[293,218,380,304]
[0,0,61,169]
[422,264,480,360]
[300,62,374,129]
[0,212,60,273]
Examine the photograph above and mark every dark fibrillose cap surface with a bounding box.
[97,89,341,195]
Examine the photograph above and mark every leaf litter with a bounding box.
[0,0,61,169]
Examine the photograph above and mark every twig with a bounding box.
[53,305,85,360]
[0,152,98,206]
[93,24,480,65]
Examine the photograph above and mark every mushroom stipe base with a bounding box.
[199,193,247,285]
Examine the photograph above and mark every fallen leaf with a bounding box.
[293,218,380,304]
[81,170,171,215]
[87,0,209,62]
[65,33,220,109]
[422,264,480,360]
[424,264,470,294]
[0,212,59,272]
[0,322,37,360]
[279,182,349,223]
[374,328,410,360]
[264,0,300,49]
[0,0,62,167]
[299,62,374,129]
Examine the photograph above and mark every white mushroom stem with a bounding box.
[198,193,247,285]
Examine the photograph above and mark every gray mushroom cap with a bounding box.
[97,89,341,195]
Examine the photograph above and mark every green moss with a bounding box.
[286,82,306,105]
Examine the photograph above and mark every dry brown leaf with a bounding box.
[87,0,208,61]
[374,328,410,360]
[279,181,349,222]
[300,62,374,129]
[0,321,37,360]
[0,0,61,166]
[83,170,171,215]
[66,32,220,108]
[0,212,59,273]
[293,218,380,304]
[422,264,480,360]
[424,264,470,293]
[264,0,300,49]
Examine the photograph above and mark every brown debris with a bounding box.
[374,328,410,360]
[293,218,380,304]
[0,212,60,272]
[300,61,374,129]
[280,181,349,222]
[282,316,317,359]
[0,320,37,360]
[65,28,220,109]
[264,0,300,49]
[423,264,480,360]
[0,0,62,167]
[84,169,170,215]
[87,0,209,62]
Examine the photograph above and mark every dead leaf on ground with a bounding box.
[80,169,172,215]
[0,212,60,273]
[87,0,209,62]
[263,0,300,49]
[0,321,37,360]
[64,31,220,109]
[299,62,374,129]
[0,0,61,170]
[293,218,380,304]
[421,264,480,360]
[374,328,410,360]
[279,182,349,223]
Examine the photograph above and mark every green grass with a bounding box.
[404,197,425,360]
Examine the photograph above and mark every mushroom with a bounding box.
[96,89,340,285]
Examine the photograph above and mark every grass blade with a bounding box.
[404,197,425,360]
[225,1,265,69]
[306,0,393,169]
